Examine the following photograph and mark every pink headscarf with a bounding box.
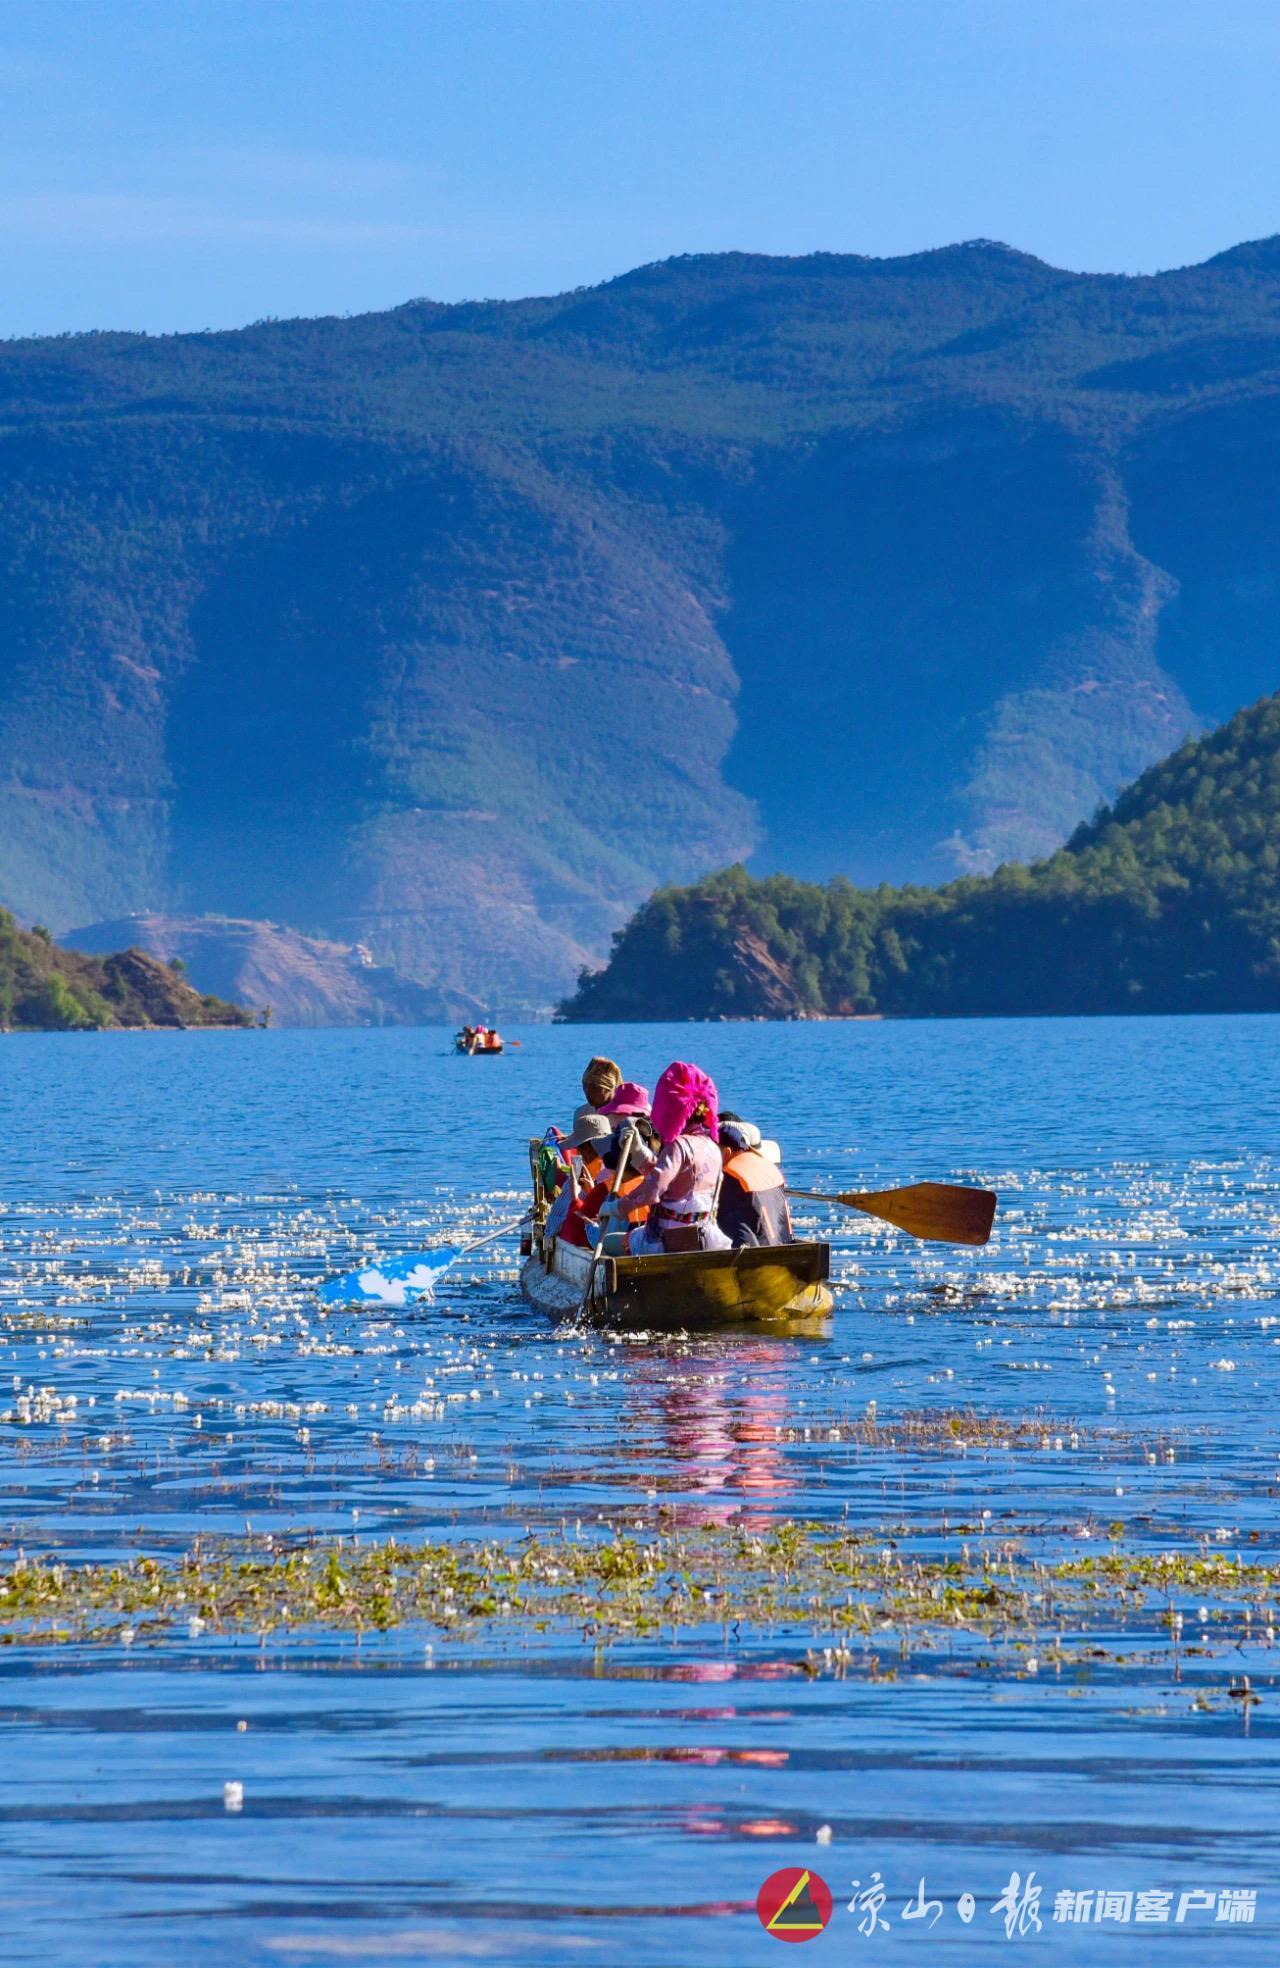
[651,1061,720,1145]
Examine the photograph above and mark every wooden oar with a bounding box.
[788,1181,997,1247]
[580,1130,636,1311]
[318,1209,532,1305]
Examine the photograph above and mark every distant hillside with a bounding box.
[63,914,476,1027]
[0,911,252,1030]
[6,238,1280,1000]
[561,692,1280,1019]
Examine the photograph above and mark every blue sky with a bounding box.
[2,0,1279,337]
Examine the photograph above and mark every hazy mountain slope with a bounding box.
[4,240,1280,1000]
[63,915,472,1027]
[562,691,1280,1021]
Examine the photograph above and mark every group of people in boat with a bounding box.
[455,1024,502,1054]
[541,1055,793,1256]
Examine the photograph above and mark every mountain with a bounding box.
[561,691,1280,1020]
[5,238,1280,1004]
[62,914,477,1027]
[0,910,252,1030]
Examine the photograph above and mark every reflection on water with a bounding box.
[1,1016,1279,1963]
[621,1348,795,1523]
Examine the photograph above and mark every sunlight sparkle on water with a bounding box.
[1,1017,1278,1964]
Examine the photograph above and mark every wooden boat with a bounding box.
[520,1235,832,1333]
[521,1140,832,1333]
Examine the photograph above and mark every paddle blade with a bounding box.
[318,1247,459,1306]
[837,1181,997,1246]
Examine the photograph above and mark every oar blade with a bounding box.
[318,1247,460,1306]
[838,1181,997,1246]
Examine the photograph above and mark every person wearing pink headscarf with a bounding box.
[611,1061,731,1255]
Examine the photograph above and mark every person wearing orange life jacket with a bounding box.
[716,1112,795,1248]
[561,1109,660,1249]
[544,1110,611,1238]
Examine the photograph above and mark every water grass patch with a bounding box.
[2,1520,1277,1686]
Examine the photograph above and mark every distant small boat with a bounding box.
[455,1025,504,1056]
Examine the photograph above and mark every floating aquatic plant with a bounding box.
[0,1520,1275,1692]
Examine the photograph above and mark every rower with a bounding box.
[560,1114,659,1248]
[621,1060,732,1254]
[716,1112,794,1248]
[543,1110,612,1237]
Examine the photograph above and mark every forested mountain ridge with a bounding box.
[561,692,1280,1020]
[0,911,252,1030]
[5,238,1280,1004]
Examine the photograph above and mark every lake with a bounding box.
[1,1015,1278,1963]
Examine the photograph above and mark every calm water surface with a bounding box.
[1,1017,1278,1964]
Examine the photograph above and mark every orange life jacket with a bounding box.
[559,1170,648,1247]
[718,1148,792,1247]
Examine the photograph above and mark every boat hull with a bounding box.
[520,1236,833,1334]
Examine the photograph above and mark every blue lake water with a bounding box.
[1,1015,1279,1964]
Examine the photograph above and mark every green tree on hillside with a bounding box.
[562,691,1280,1021]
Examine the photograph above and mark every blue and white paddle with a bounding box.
[317,1211,531,1307]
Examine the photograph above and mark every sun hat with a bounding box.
[566,1110,613,1151]
[600,1080,651,1117]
